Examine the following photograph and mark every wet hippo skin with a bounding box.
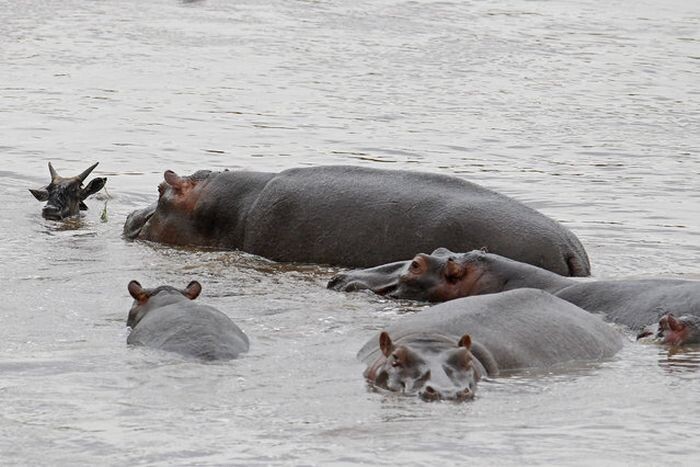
[126,280,249,360]
[124,165,590,275]
[333,249,700,335]
[358,289,623,401]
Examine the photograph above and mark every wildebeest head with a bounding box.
[29,162,107,220]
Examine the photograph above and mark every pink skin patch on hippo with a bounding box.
[658,314,689,346]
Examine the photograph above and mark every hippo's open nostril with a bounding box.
[420,385,441,401]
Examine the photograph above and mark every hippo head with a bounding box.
[368,331,478,402]
[638,313,700,346]
[29,162,106,220]
[123,169,212,242]
[328,248,506,301]
[126,280,202,329]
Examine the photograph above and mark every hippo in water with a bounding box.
[126,280,249,360]
[123,165,590,275]
[331,248,700,333]
[29,162,107,220]
[359,289,623,401]
[638,313,700,346]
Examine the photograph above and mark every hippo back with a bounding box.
[556,279,700,330]
[242,166,589,274]
[358,289,623,371]
[127,303,249,360]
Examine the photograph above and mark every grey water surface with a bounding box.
[1,0,699,465]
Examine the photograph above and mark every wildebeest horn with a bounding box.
[48,162,59,181]
[77,162,99,182]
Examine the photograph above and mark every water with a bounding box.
[1,0,699,464]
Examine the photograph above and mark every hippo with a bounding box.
[638,313,700,346]
[29,162,107,220]
[123,165,590,275]
[359,289,623,401]
[126,280,249,360]
[331,248,700,332]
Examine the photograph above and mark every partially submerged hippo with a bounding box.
[359,289,623,401]
[332,248,700,332]
[126,280,249,360]
[638,313,700,346]
[29,162,106,220]
[124,165,590,275]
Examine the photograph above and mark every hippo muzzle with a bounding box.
[123,204,157,240]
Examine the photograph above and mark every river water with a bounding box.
[1,0,699,465]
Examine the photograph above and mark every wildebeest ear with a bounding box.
[164,170,184,190]
[458,334,472,350]
[128,280,148,302]
[81,177,107,200]
[184,280,202,300]
[29,188,49,201]
[379,331,394,357]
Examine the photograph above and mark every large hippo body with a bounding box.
[126,281,249,361]
[359,289,622,401]
[124,166,590,275]
[335,249,700,337]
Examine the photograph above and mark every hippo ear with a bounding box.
[445,258,464,281]
[29,188,49,201]
[164,170,184,190]
[379,331,394,357]
[128,280,148,302]
[184,280,202,300]
[457,334,472,350]
[666,314,685,332]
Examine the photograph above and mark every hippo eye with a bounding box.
[410,261,420,271]
[391,354,402,367]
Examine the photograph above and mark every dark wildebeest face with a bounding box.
[29,162,107,220]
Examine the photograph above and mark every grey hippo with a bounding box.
[123,165,590,274]
[29,162,107,220]
[126,280,249,360]
[359,289,623,402]
[331,248,700,344]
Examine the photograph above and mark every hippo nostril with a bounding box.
[420,385,441,401]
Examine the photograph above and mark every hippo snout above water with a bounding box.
[637,313,700,346]
[29,162,107,220]
[123,165,590,275]
[126,280,249,361]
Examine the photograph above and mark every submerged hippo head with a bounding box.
[123,169,212,243]
[329,248,507,302]
[638,313,700,346]
[29,162,106,220]
[367,331,478,402]
[127,279,203,329]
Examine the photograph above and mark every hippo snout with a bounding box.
[123,204,156,240]
[418,385,474,402]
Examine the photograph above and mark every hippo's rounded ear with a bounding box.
[128,280,148,302]
[445,258,464,281]
[458,334,472,350]
[164,170,184,190]
[666,314,685,332]
[29,188,49,202]
[184,280,202,300]
[379,331,394,357]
